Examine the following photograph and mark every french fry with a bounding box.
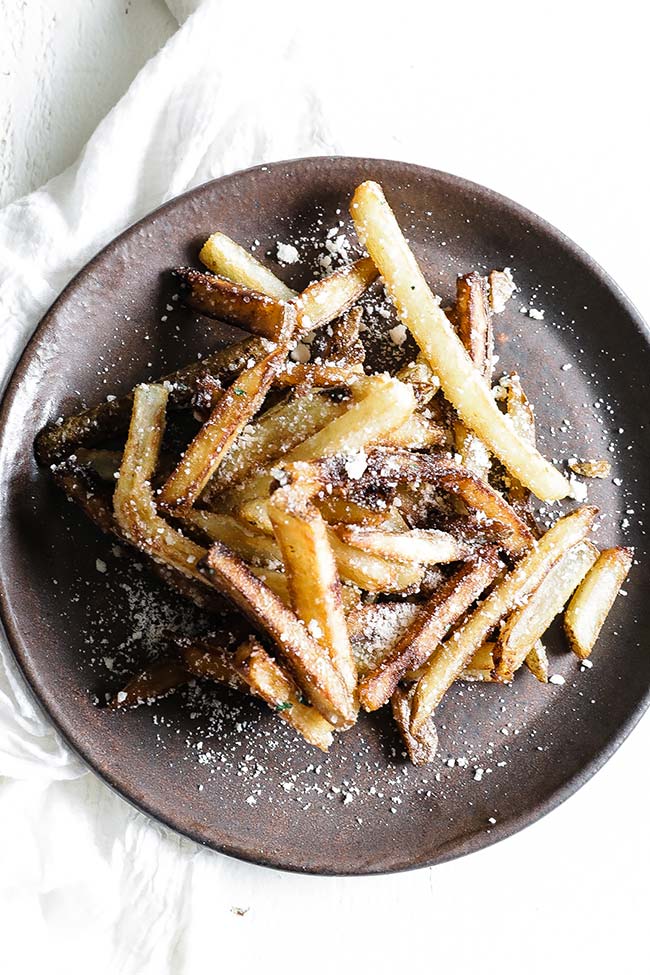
[233,638,335,751]
[316,495,393,527]
[410,506,598,732]
[334,525,473,565]
[324,306,364,359]
[391,685,438,765]
[113,384,210,582]
[488,268,516,314]
[568,458,611,479]
[178,638,248,691]
[35,335,266,464]
[179,509,281,565]
[460,642,496,681]
[200,232,296,300]
[274,362,363,390]
[453,272,493,478]
[200,541,356,727]
[359,552,500,711]
[292,257,378,339]
[75,448,123,482]
[564,546,634,659]
[525,640,549,683]
[395,354,440,405]
[202,391,348,497]
[159,319,293,512]
[173,267,288,341]
[350,180,571,501]
[493,540,599,682]
[108,657,189,708]
[250,566,291,604]
[268,486,357,697]
[374,411,448,449]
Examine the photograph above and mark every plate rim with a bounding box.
[1,154,649,876]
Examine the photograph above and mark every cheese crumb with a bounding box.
[388,324,408,346]
[549,674,565,685]
[96,559,107,574]
[276,242,299,264]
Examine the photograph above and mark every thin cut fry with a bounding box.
[392,686,438,765]
[410,506,598,732]
[179,639,248,690]
[274,362,363,389]
[350,180,571,501]
[108,657,189,708]
[488,268,516,314]
[200,232,295,300]
[233,638,335,751]
[292,257,378,339]
[564,547,633,659]
[456,272,493,376]
[334,525,472,565]
[173,267,288,340]
[179,509,281,565]
[493,540,599,681]
[200,541,356,727]
[268,487,357,697]
[568,458,611,479]
[525,640,549,683]
[359,552,500,711]
[159,322,293,512]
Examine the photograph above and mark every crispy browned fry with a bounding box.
[347,601,422,674]
[201,391,348,498]
[456,272,493,379]
[250,566,291,604]
[568,458,611,479]
[316,495,392,527]
[108,657,190,708]
[410,505,598,732]
[324,306,364,360]
[268,486,357,698]
[350,180,571,501]
[488,268,516,314]
[75,448,124,482]
[292,257,378,338]
[498,374,537,523]
[173,267,288,341]
[200,541,356,727]
[178,638,248,690]
[493,540,599,682]
[564,546,634,659]
[334,525,473,565]
[200,232,296,300]
[395,354,441,405]
[159,323,293,512]
[359,552,500,711]
[233,637,335,751]
[453,272,492,478]
[179,509,282,565]
[274,361,363,390]
[35,334,265,465]
[374,411,449,449]
[391,685,438,765]
[52,462,227,615]
[525,640,548,683]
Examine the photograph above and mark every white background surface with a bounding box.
[1,2,649,973]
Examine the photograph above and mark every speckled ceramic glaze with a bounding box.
[1,158,649,874]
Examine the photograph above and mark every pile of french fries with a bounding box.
[36,180,633,763]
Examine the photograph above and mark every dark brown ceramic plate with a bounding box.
[1,157,649,875]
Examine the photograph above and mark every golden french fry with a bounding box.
[410,506,598,732]
[349,180,571,501]
[174,267,288,340]
[274,362,363,389]
[159,322,293,512]
[392,685,438,765]
[460,642,496,681]
[233,638,335,751]
[268,487,357,697]
[395,354,441,405]
[179,509,281,565]
[200,232,296,300]
[292,257,378,338]
[525,640,548,683]
[564,546,634,659]
[250,566,291,604]
[179,639,248,691]
[359,552,500,711]
[493,540,599,681]
[456,272,493,378]
[200,541,356,727]
[334,525,472,565]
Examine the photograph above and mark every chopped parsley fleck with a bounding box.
[275,701,293,712]
[234,388,246,396]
